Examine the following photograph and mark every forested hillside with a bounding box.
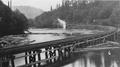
[0,1,28,36]
[34,0,120,28]
[13,6,44,19]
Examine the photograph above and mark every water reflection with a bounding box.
[63,49,120,67]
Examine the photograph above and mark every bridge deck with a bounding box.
[0,25,118,67]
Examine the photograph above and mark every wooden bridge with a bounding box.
[0,25,118,67]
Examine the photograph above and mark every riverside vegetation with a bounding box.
[1,0,120,35]
[0,1,28,37]
[30,0,120,28]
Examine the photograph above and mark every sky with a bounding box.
[2,0,62,11]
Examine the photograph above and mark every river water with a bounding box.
[27,28,95,44]
[63,49,120,67]
[14,29,120,67]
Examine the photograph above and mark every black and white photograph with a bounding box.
[0,0,120,67]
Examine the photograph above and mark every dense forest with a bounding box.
[32,0,120,28]
[1,0,120,35]
[0,1,28,36]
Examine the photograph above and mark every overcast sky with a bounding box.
[2,0,62,11]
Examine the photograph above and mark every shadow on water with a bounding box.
[61,48,120,67]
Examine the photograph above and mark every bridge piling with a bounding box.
[36,49,42,67]
[10,55,15,67]
[28,51,36,67]
[53,47,57,62]
[45,47,49,64]
[25,52,28,65]
[0,55,10,67]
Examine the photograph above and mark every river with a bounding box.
[14,29,120,67]
[63,49,120,67]
[27,28,95,44]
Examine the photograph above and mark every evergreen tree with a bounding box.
[0,1,28,36]
[35,0,120,28]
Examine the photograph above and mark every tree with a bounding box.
[11,9,28,34]
[0,1,28,36]
[34,0,120,28]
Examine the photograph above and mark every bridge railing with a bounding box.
[0,26,118,67]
